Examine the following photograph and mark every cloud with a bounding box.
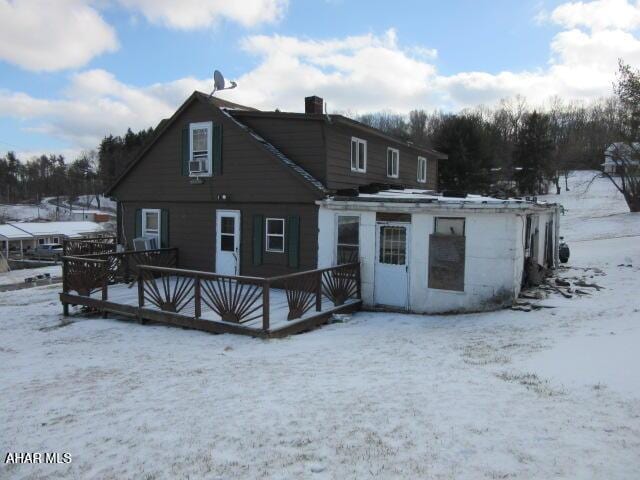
[0,69,207,149]
[549,0,640,31]
[2,0,640,156]
[117,0,288,29]
[0,0,118,71]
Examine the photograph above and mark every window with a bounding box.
[379,226,407,265]
[265,218,285,253]
[351,137,367,172]
[417,156,427,183]
[387,148,399,178]
[336,215,359,264]
[189,122,212,176]
[429,217,465,291]
[142,208,161,248]
[220,216,235,252]
[52,237,59,244]
[38,238,45,245]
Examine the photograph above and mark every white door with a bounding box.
[374,223,410,308]
[216,210,240,276]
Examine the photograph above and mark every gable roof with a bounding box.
[105,91,327,197]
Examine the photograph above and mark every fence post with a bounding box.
[62,257,69,316]
[194,276,201,319]
[315,271,322,311]
[355,262,362,299]
[262,280,270,332]
[101,263,108,302]
[137,269,145,307]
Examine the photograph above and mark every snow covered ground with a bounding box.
[1,171,639,479]
[0,202,69,222]
[0,265,61,287]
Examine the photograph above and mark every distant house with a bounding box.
[603,142,640,174]
[0,221,106,258]
[103,91,560,314]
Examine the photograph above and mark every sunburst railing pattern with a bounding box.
[321,262,360,306]
[283,272,321,320]
[140,269,194,313]
[200,277,264,323]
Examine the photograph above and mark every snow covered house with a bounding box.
[317,190,560,313]
[0,221,106,258]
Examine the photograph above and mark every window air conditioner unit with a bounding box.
[189,159,207,175]
[133,236,158,251]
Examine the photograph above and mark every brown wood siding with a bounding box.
[111,99,321,204]
[120,201,318,277]
[325,123,439,191]
[233,116,327,185]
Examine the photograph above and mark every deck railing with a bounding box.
[63,236,117,256]
[61,247,360,333]
[136,262,361,331]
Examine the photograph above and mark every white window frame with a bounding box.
[265,217,285,253]
[351,137,367,173]
[141,208,161,247]
[189,121,213,177]
[387,147,399,178]
[335,214,360,264]
[417,156,427,183]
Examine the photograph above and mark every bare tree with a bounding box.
[602,61,640,212]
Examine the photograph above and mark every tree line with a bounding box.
[358,93,620,196]
[0,127,154,206]
[356,61,639,211]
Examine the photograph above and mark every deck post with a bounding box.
[194,276,201,319]
[137,270,144,307]
[62,302,69,316]
[262,280,270,332]
[137,269,145,324]
[123,254,130,283]
[315,271,322,311]
[101,262,108,318]
[356,262,362,299]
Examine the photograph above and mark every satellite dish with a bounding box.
[213,70,225,91]
[210,69,237,97]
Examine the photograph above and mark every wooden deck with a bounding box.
[59,248,361,338]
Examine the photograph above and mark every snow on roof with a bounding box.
[0,224,34,240]
[0,221,105,239]
[323,189,556,210]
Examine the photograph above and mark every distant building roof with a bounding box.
[0,224,33,240]
[0,221,105,239]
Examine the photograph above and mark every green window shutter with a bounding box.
[287,215,300,268]
[181,125,189,176]
[252,214,264,266]
[212,124,222,175]
[160,209,169,248]
[134,209,142,239]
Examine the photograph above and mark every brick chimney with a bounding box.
[305,95,324,114]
